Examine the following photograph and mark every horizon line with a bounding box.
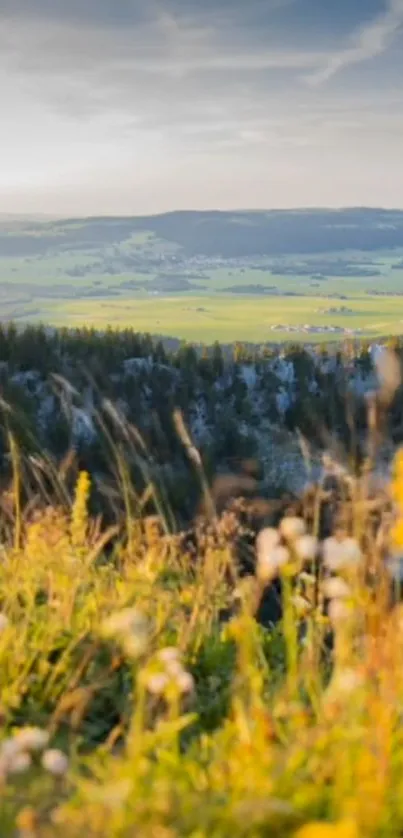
[2,205,403,223]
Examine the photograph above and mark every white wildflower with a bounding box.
[294,534,318,562]
[146,673,169,696]
[323,577,351,600]
[323,536,361,571]
[0,613,9,633]
[101,608,149,658]
[42,749,69,777]
[257,545,290,583]
[14,727,49,752]
[323,537,343,570]
[256,527,281,554]
[0,738,22,761]
[328,599,352,625]
[101,607,147,638]
[157,647,181,664]
[176,671,194,695]
[8,751,32,774]
[279,516,306,541]
[341,538,362,564]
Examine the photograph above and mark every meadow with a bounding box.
[6,292,403,344]
[1,342,403,836]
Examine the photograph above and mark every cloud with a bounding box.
[306,0,403,84]
[1,0,403,212]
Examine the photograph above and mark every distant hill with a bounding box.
[2,208,403,259]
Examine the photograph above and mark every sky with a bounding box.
[1,0,403,215]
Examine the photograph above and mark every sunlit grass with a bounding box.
[20,294,403,343]
[1,348,403,835]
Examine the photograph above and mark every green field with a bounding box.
[2,210,403,342]
[10,292,403,343]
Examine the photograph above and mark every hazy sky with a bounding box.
[1,0,403,215]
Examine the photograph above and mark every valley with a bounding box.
[1,209,403,342]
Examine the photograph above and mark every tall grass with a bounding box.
[1,350,403,836]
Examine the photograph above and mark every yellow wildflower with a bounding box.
[71,471,91,549]
[294,820,358,838]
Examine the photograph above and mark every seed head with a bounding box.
[256,545,290,583]
[7,751,32,775]
[323,536,361,572]
[323,577,351,600]
[14,727,50,752]
[42,749,69,777]
[101,608,149,658]
[146,673,170,696]
[294,534,318,562]
[176,671,195,695]
[279,516,306,541]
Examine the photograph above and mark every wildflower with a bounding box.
[176,671,194,694]
[14,727,49,752]
[294,534,318,562]
[256,545,290,583]
[7,751,32,774]
[71,470,91,549]
[0,738,21,761]
[145,647,195,698]
[146,673,170,696]
[340,538,361,565]
[323,537,361,572]
[279,516,306,541]
[256,527,281,553]
[156,647,184,677]
[0,613,9,633]
[294,820,358,838]
[157,647,181,665]
[42,749,69,776]
[323,577,351,600]
[101,608,149,658]
[328,599,351,626]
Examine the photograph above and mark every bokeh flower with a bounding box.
[280,516,306,541]
[14,727,50,752]
[256,544,290,583]
[323,537,361,572]
[295,534,318,562]
[42,749,69,777]
[101,607,149,658]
